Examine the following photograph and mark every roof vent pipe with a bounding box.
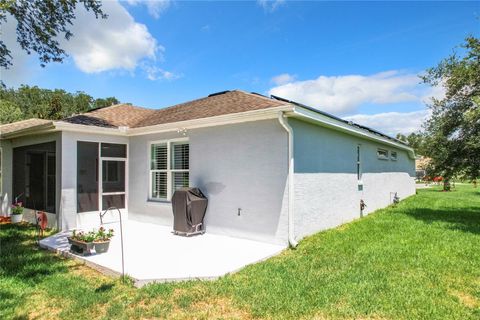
[278,112,298,248]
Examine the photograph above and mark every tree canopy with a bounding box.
[396,132,426,156]
[0,0,105,69]
[0,85,120,124]
[421,36,480,185]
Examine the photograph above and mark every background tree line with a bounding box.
[0,85,120,124]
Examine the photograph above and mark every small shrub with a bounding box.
[11,202,24,215]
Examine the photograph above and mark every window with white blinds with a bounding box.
[150,140,189,200]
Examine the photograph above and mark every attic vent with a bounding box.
[208,90,230,97]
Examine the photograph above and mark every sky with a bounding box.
[2,0,479,135]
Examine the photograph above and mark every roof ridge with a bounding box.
[235,90,287,104]
[86,103,153,113]
[147,91,235,115]
[148,90,282,115]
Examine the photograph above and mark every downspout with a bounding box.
[278,112,298,248]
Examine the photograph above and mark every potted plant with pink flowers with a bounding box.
[11,202,24,224]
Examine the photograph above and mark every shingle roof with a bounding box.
[0,90,287,137]
[0,118,53,136]
[133,90,286,128]
[61,90,285,129]
[64,104,156,128]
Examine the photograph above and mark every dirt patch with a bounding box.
[450,290,479,308]
[171,297,253,320]
[20,290,62,320]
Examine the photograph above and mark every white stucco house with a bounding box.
[0,90,416,247]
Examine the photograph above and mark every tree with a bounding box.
[396,132,425,155]
[421,36,480,190]
[0,99,23,123]
[0,0,105,69]
[94,97,120,109]
[0,85,121,124]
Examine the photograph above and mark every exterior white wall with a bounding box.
[290,118,416,240]
[128,119,289,245]
[60,131,129,230]
[128,130,185,226]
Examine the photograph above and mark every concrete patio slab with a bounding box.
[40,220,285,287]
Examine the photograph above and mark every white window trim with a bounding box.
[377,148,389,160]
[149,137,189,202]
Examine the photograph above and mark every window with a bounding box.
[377,148,389,160]
[77,142,127,213]
[390,151,398,161]
[101,143,127,158]
[150,140,189,201]
[356,145,361,180]
[102,161,120,183]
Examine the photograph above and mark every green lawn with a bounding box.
[1,186,479,319]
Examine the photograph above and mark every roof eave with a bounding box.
[289,106,416,159]
[0,122,56,140]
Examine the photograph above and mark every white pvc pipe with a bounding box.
[278,112,298,248]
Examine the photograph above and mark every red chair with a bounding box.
[36,211,48,237]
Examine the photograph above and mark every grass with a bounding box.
[1,185,479,319]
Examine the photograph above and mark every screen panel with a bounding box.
[77,142,99,213]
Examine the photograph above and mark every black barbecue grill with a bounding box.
[171,187,208,236]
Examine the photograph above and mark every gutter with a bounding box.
[277,111,298,248]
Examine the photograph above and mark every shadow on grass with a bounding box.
[403,206,480,235]
[0,224,69,285]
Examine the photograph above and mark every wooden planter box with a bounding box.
[68,237,94,256]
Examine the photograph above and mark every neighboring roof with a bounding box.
[0,118,53,136]
[64,104,156,128]
[415,156,431,170]
[133,90,286,128]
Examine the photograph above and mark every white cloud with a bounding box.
[142,63,181,80]
[126,0,171,19]
[269,70,444,115]
[62,0,159,73]
[344,109,430,136]
[257,0,285,12]
[271,73,296,85]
